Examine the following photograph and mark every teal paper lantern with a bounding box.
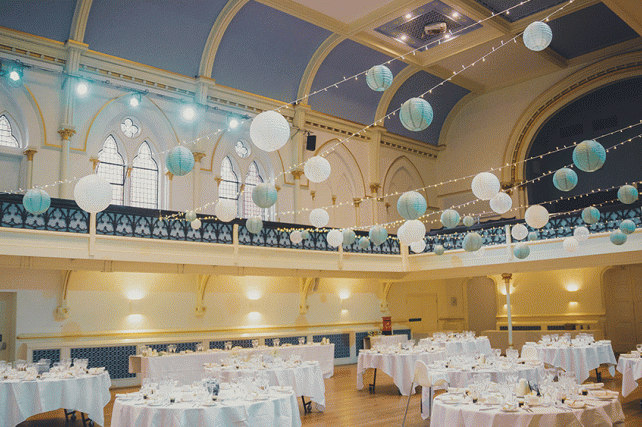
[166,146,194,176]
[552,168,578,192]
[433,244,445,255]
[185,211,197,222]
[399,98,433,132]
[369,225,388,246]
[342,229,356,246]
[22,188,50,215]
[610,230,627,246]
[581,207,600,225]
[572,140,606,172]
[246,217,263,234]
[463,216,475,227]
[301,230,311,240]
[463,232,483,252]
[513,243,530,260]
[618,185,638,204]
[528,231,539,241]
[620,219,636,235]
[366,65,393,92]
[252,183,278,208]
[523,21,552,52]
[441,209,460,229]
[358,237,370,249]
[397,191,427,220]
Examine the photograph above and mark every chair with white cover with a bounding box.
[401,360,448,426]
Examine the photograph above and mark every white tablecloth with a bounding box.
[131,344,334,382]
[521,343,617,384]
[0,371,112,427]
[370,335,408,347]
[111,389,302,427]
[419,337,492,357]
[617,355,642,397]
[356,350,447,395]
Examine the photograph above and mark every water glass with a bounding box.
[196,342,204,352]
[636,343,642,353]
[167,344,177,354]
[224,341,233,351]
[252,339,259,348]
[298,337,306,345]
[273,338,280,347]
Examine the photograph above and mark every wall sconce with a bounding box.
[1,60,25,87]
[339,291,350,300]
[565,283,580,292]
[247,290,261,300]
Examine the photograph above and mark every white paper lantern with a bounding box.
[525,205,549,229]
[471,172,500,200]
[573,226,589,242]
[290,230,303,244]
[185,210,197,222]
[523,21,552,52]
[74,174,113,213]
[190,219,201,230]
[411,239,426,254]
[215,199,237,222]
[397,222,407,244]
[490,192,512,214]
[563,236,579,253]
[327,229,343,247]
[434,244,445,256]
[246,217,263,234]
[463,216,475,227]
[304,156,331,183]
[249,111,290,152]
[309,208,329,228]
[441,209,460,229]
[511,224,528,241]
[399,220,425,245]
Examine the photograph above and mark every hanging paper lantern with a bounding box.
[185,210,197,222]
[572,140,606,172]
[22,188,50,215]
[525,205,549,229]
[463,232,483,252]
[358,237,370,249]
[290,230,303,244]
[471,172,500,201]
[74,174,113,213]
[399,98,433,132]
[327,229,343,248]
[411,239,426,254]
[400,219,426,245]
[249,111,290,152]
[510,224,528,241]
[563,236,579,253]
[397,222,408,244]
[190,219,201,230]
[397,191,427,220]
[618,185,638,204]
[581,207,600,225]
[528,231,539,241]
[523,21,553,52]
[252,183,278,208]
[552,168,578,192]
[366,65,393,92]
[610,230,627,246]
[309,208,329,228]
[342,229,356,245]
[369,225,388,246]
[513,243,530,260]
[301,230,311,240]
[620,219,636,235]
[166,146,194,176]
[246,216,263,234]
[462,216,475,227]
[573,226,589,242]
[215,199,237,222]
[490,192,512,214]
[441,209,460,229]
[434,244,445,255]
[304,156,331,183]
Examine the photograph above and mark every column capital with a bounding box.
[193,152,207,162]
[275,185,281,192]
[214,176,222,186]
[331,195,337,205]
[90,157,100,171]
[310,190,316,200]
[501,273,512,283]
[57,128,76,140]
[166,171,174,180]
[353,198,361,207]
[291,170,304,180]
[370,183,381,194]
[23,149,37,161]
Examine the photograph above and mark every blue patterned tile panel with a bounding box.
[32,349,60,365]
[71,345,137,379]
[393,329,412,340]
[210,339,254,349]
[313,333,350,358]
[355,332,369,356]
[265,336,304,346]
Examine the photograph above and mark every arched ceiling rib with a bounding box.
[69,0,93,42]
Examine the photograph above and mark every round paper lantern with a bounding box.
[513,243,530,260]
[618,185,638,204]
[397,222,407,243]
[411,239,426,254]
[463,232,483,252]
[252,183,278,208]
[366,65,393,92]
[563,236,579,253]
[342,229,356,245]
[620,219,636,235]
[74,174,113,213]
[23,188,50,215]
[434,244,445,256]
[523,21,552,52]
[327,229,343,247]
[290,230,303,244]
[185,210,197,222]
[304,156,331,183]
[610,230,627,246]
[249,111,290,152]
[369,225,388,246]
[573,140,606,172]
[528,231,539,241]
[511,224,528,241]
[490,192,512,214]
[190,219,201,230]
[358,237,370,249]
[397,191,427,220]
[301,230,311,240]
[399,98,433,132]
[309,208,329,228]
[400,219,426,245]
[552,168,578,192]
[246,216,263,234]
[471,172,500,201]
[525,205,549,229]
[166,146,194,176]
[463,216,475,227]
[582,207,600,225]
[574,226,589,242]
[441,209,460,229]
[215,199,237,222]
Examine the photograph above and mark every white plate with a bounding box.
[147,402,166,407]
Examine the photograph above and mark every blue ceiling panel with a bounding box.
[308,40,406,125]
[471,0,567,23]
[84,0,228,77]
[0,0,77,42]
[547,3,639,60]
[385,70,469,145]
[211,1,331,103]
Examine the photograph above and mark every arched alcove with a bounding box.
[382,156,427,224]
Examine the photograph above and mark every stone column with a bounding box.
[370,183,380,225]
[502,273,514,349]
[353,198,362,227]
[23,149,37,189]
[166,172,174,210]
[291,170,304,223]
[192,152,206,210]
[57,128,76,199]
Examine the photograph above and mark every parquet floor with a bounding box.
[18,363,642,427]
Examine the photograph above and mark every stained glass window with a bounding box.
[0,115,19,148]
[120,118,140,138]
[243,161,267,220]
[130,142,158,209]
[220,157,239,202]
[96,135,125,205]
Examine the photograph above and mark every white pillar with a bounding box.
[24,149,36,189]
[192,152,206,210]
[58,129,75,199]
[502,273,513,349]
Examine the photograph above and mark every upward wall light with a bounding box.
[1,61,24,87]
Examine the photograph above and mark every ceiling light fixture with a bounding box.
[400,34,408,41]
[405,13,412,19]
[452,12,460,18]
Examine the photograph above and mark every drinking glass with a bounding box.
[252,339,259,348]
[298,337,306,345]
[273,338,280,347]
[637,343,642,353]
[224,341,233,351]
[196,342,204,352]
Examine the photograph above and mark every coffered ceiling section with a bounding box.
[290,0,397,24]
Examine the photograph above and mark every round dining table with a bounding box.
[616,354,642,397]
[419,337,492,357]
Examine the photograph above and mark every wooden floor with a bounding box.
[18,363,642,427]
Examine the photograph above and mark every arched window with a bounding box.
[0,115,19,148]
[219,157,240,202]
[130,142,159,209]
[243,161,266,219]
[96,135,125,205]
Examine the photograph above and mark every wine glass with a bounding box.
[636,343,642,354]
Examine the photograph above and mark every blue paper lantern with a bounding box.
[463,216,475,227]
[23,188,51,215]
[358,237,370,249]
[246,217,263,234]
[301,230,311,240]
[342,229,355,245]
[523,21,552,52]
[528,231,539,241]
[397,191,427,220]
[399,98,433,132]
[166,146,194,176]
[610,230,627,246]
[441,209,460,229]
[366,65,393,92]
[513,243,530,260]
[433,244,445,255]
[463,232,482,252]
[572,140,606,172]
[618,185,638,204]
[620,219,636,235]
[581,207,600,225]
[552,168,578,192]
[252,183,278,208]
[369,225,388,246]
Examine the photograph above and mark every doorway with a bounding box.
[467,277,497,336]
[405,293,439,334]
[604,265,642,353]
